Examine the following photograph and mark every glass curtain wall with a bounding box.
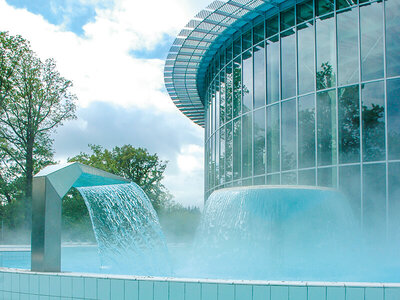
[204,0,400,235]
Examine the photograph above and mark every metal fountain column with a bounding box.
[31,162,129,272]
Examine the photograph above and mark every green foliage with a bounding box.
[0,31,77,228]
[68,144,172,212]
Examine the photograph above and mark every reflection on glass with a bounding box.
[299,94,315,168]
[242,30,252,50]
[225,122,233,182]
[316,14,336,90]
[338,85,360,163]
[339,165,361,220]
[254,44,265,108]
[387,78,400,160]
[226,44,233,62]
[211,134,215,187]
[360,2,384,81]
[336,0,356,10]
[281,29,296,99]
[220,51,225,67]
[242,178,252,186]
[242,113,253,178]
[267,174,280,185]
[242,50,253,113]
[226,63,233,122]
[253,22,264,44]
[266,15,279,38]
[317,90,337,166]
[267,104,280,173]
[233,57,242,118]
[215,77,220,131]
[233,118,241,180]
[386,0,400,77]
[297,0,313,24]
[220,71,225,126]
[362,81,385,162]
[389,163,400,239]
[254,176,265,185]
[219,126,225,185]
[316,0,334,16]
[281,99,297,171]
[337,8,359,86]
[282,172,297,185]
[211,83,215,134]
[318,167,337,188]
[267,36,280,104]
[215,130,220,186]
[233,37,241,58]
[281,8,295,31]
[298,23,315,94]
[299,169,316,186]
[363,163,386,234]
[254,108,266,176]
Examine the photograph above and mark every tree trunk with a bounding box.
[25,135,34,229]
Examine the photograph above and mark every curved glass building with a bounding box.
[165,0,400,236]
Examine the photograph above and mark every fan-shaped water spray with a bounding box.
[77,182,171,275]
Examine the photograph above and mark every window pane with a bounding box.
[360,2,384,81]
[363,163,386,235]
[226,44,233,62]
[298,23,315,94]
[242,50,253,113]
[281,99,297,171]
[233,37,241,58]
[336,0,356,10]
[316,0,334,16]
[219,127,225,185]
[281,29,296,100]
[316,14,336,90]
[254,176,265,185]
[254,108,266,176]
[242,30,252,50]
[299,169,316,186]
[220,70,225,125]
[388,78,400,160]
[267,36,280,104]
[362,81,385,162]
[215,77,220,131]
[337,8,359,86]
[254,44,265,109]
[233,57,242,118]
[297,0,313,24]
[242,113,252,178]
[281,8,295,31]
[253,22,264,45]
[338,85,360,164]
[233,118,241,180]
[211,134,215,188]
[389,163,400,240]
[226,63,233,122]
[267,174,280,185]
[266,15,279,38]
[339,165,361,222]
[211,83,215,134]
[317,167,337,188]
[317,90,337,166]
[225,122,233,182]
[215,130,220,186]
[267,104,280,173]
[299,94,316,168]
[386,0,400,77]
[282,172,297,185]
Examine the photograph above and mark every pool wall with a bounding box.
[1,268,400,300]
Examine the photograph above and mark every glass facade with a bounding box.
[204,0,400,234]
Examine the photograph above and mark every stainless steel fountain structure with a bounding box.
[31,162,130,272]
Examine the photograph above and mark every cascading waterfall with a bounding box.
[191,186,363,281]
[77,182,171,276]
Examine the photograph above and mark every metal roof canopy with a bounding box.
[31,162,130,272]
[164,0,297,127]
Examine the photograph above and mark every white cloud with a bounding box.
[0,0,208,206]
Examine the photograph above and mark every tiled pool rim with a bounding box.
[1,268,400,300]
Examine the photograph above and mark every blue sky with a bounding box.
[0,0,210,207]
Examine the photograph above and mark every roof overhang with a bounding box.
[164,0,297,127]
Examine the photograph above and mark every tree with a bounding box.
[69,144,172,212]
[0,31,77,224]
